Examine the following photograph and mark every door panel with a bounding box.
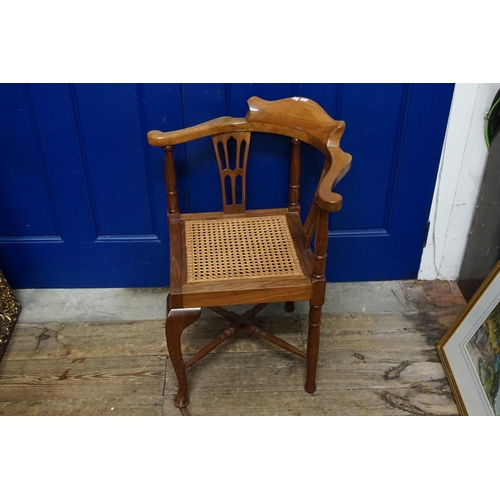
[70,84,157,237]
[0,83,454,287]
[327,84,454,281]
[0,85,60,238]
[332,83,407,231]
[0,83,183,287]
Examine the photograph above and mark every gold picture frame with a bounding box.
[0,270,21,362]
[438,260,500,416]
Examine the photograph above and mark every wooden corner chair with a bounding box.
[147,96,352,408]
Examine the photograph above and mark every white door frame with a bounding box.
[418,83,500,281]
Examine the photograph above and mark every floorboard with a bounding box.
[0,280,467,416]
[0,355,166,402]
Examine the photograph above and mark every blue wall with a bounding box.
[0,84,454,287]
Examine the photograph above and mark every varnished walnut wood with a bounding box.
[302,198,318,249]
[212,132,251,214]
[246,96,345,148]
[162,146,179,216]
[317,149,352,212]
[288,138,301,213]
[185,303,268,368]
[184,323,237,369]
[148,96,352,408]
[305,304,322,393]
[312,208,329,282]
[305,206,329,392]
[165,294,201,408]
[180,207,287,221]
[148,97,351,213]
[209,305,307,360]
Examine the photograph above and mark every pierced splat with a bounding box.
[212,132,251,214]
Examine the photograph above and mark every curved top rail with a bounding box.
[245,96,351,212]
[147,117,331,154]
[147,96,352,212]
[148,117,247,147]
[246,96,345,148]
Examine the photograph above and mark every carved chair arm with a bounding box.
[245,96,351,213]
[317,148,352,212]
[147,117,247,146]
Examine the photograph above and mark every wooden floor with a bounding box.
[0,281,467,416]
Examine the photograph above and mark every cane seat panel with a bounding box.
[184,215,303,283]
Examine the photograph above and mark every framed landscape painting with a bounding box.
[438,260,500,416]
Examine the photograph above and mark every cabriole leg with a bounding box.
[165,294,201,408]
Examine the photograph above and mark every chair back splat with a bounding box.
[147,96,352,409]
[212,131,251,214]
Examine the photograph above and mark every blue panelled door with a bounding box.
[0,84,453,288]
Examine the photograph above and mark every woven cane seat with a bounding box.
[179,210,313,307]
[184,215,303,283]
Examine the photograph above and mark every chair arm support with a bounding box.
[317,148,352,212]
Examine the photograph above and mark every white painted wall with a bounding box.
[418,83,500,280]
